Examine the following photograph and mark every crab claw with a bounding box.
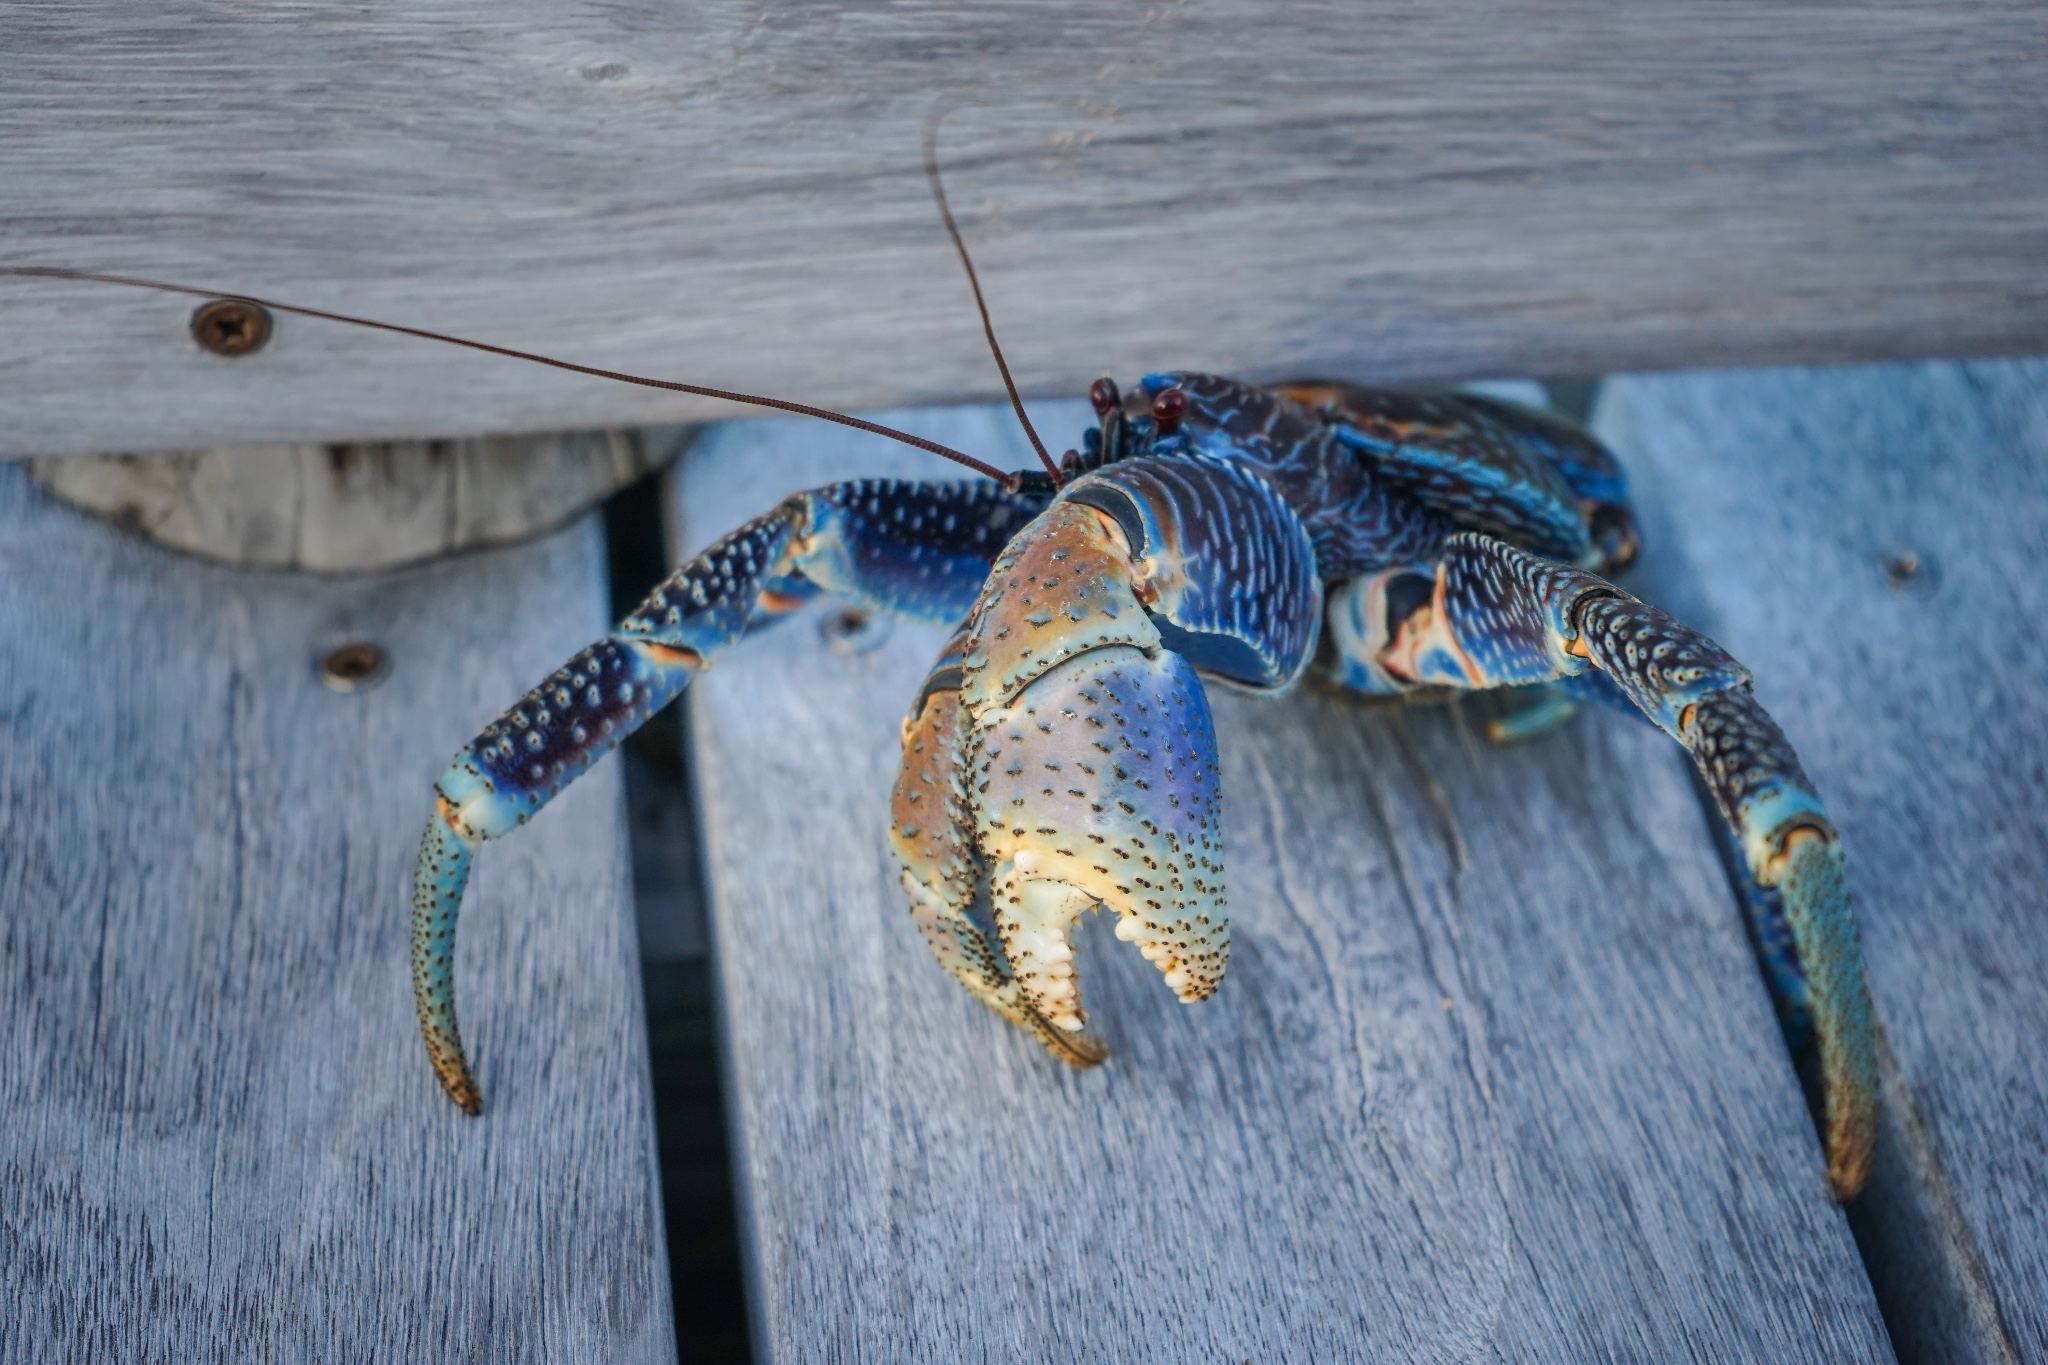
[890,444,1328,1061]
[890,490,1251,1061]
[892,638,1228,1063]
[892,669,1110,1067]
[970,644,1227,1034]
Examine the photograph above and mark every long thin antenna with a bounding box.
[0,265,1012,483]
[922,107,1061,481]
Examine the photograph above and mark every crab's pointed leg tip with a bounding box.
[1777,831,1879,1203]
[430,1058,484,1116]
[1822,1052,1877,1202]
[413,800,488,1117]
[425,1024,485,1114]
[1828,1147,1871,1204]
[421,1023,485,1115]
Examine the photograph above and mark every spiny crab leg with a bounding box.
[1380,532,1879,1199]
[412,595,730,1112]
[413,479,1050,1113]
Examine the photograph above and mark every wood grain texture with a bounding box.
[676,402,1892,1363]
[0,469,673,1362]
[4,1,2047,458]
[26,424,691,571]
[1600,360,2048,1364]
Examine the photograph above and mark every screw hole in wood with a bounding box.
[320,640,388,692]
[1880,549,1933,592]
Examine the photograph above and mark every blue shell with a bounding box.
[1125,373,1629,572]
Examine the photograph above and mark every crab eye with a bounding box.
[1151,386,1187,435]
[1089,376,1121,417]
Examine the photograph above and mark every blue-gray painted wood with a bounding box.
[0,469,674,1362]
[675,401,1892,1363]
[1602,360,2048,1364]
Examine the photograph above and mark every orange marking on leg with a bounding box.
[638,642,703,668]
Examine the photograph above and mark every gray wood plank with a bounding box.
[1600,360,2048,1364]
[676,402,1892,1363]
[0,468,674,1361]
[4,1,2047,457]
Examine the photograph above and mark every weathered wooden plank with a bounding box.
[0,468,673,1361]
[677,403,1892,1363]
[4,2,2046,457]
[1601,360,2048,1364]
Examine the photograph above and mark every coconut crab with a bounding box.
[0,169,1880,1207]
[411,360,1875,1200]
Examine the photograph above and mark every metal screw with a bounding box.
[320,641,388,693]
[191,298,273,357]
[820,604,890,657]
[1881,550,1921,589]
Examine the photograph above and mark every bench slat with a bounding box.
[0,470,673,1362]
[1604,360,2048,1364]
[5,3,2048,456]
[678,403,1891,1362]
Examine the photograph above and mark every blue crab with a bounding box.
[413,368,1878,1201]
[1,186,1880,1203]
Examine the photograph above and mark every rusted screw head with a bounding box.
[191,298,273,357]
[1881,550,1921,588]
[319,640,388,693]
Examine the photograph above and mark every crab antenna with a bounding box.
[922,108,1062,481]
[0,265,1013,484]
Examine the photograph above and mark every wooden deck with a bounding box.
[2,358,2044,1361]
[6,7,2046,1359]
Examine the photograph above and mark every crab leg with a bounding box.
[1386,532,1878,1199]
[414,478,1048,1112]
